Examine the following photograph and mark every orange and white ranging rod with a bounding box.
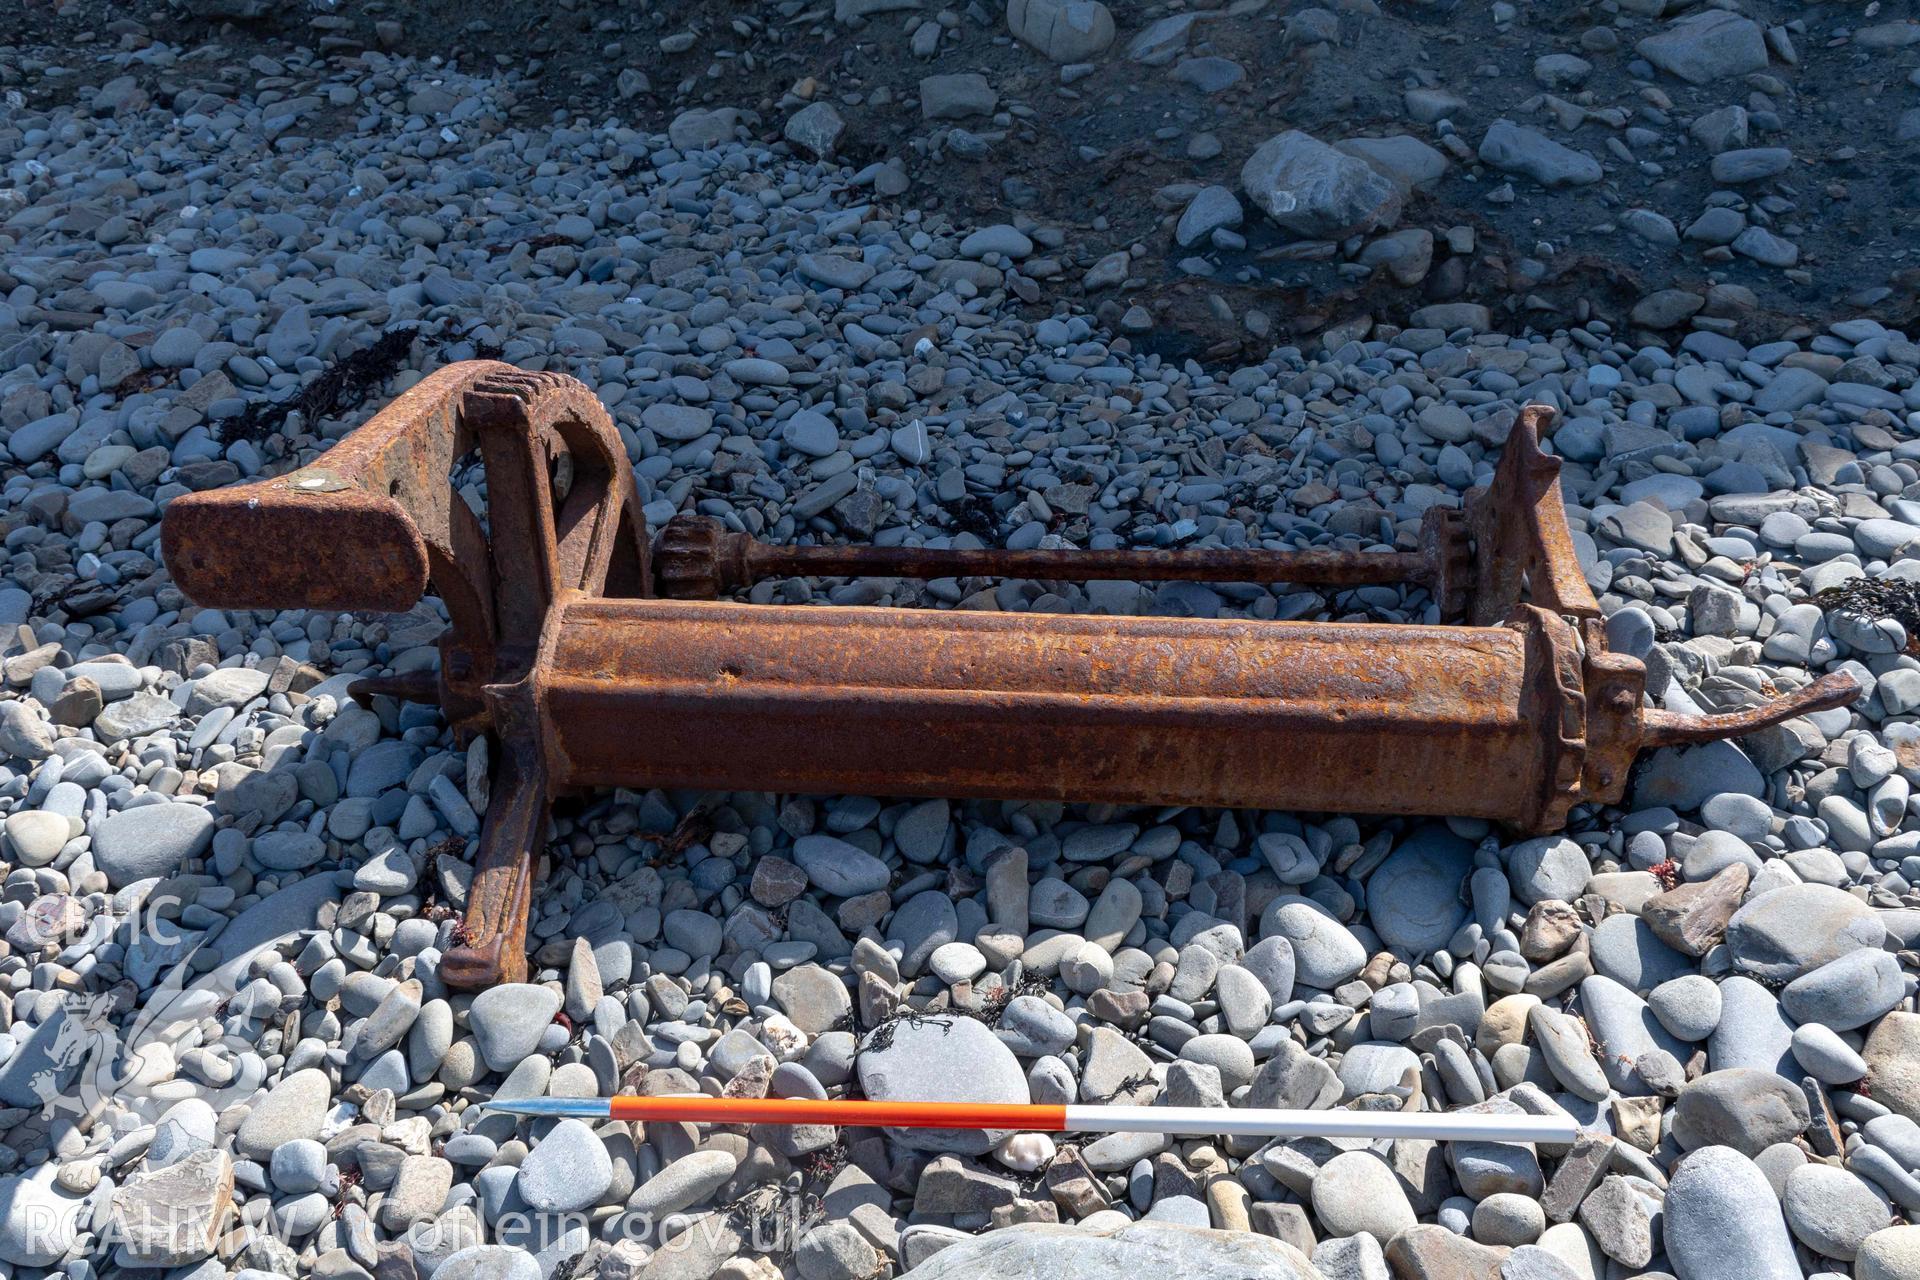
[480,1095,1580,1143]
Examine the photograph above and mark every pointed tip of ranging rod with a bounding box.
[479,1097,612,1118]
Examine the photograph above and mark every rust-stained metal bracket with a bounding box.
[161,373,1861,987]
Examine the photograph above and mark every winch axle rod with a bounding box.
[654,516,1458,601]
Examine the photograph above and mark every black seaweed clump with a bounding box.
[1816,577,1920,655]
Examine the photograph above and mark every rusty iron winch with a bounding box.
[160,361,1859,987]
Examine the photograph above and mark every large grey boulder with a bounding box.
[1006,0,1114,62]
[1664,1146,1801,1280]
[1636,10,1768,84]
[1239,131,1403,240]
[1478,120,1603,187]
[901,1221,1323,1277]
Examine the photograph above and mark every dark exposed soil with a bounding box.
[9,0,1920,353]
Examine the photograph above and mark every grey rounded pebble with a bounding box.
[1647,974,1722,1042]
[1261,897,1366,989]
[1783,1162,1891,1261]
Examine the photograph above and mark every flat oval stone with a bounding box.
[1366,825,1472,954]
[1664,1146,1804,1280]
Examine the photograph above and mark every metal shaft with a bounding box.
[650,506,1473,615]
[740,542,1433,587]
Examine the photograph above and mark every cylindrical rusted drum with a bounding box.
[538,596,1583,828]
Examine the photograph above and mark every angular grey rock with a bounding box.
[107,1149,232,1266]
[184,666,270,715]
[1477,120,1602,187]
[913,1155,1021,1213]
[235,1068,330,1160]
[0,702,54,759]
[1386,1226,1512,1279]
[666,107,741,149]
[1640,862,1746,957]
[380,1155,454,1231]
[783,102,846,160]
[1175,186,1244,248]
[1499,1245,1582,1280]
[900,1221,1323,1279]
[1314,1234,1388,1280]
[467,984,563,1072]
[773,963,852,1035]
[858,1015,1028,1152]
[1577,1176,1655,1267]
[796,1220,880,1280]
[1863,1012,1920,1124]
[1006,0,1115,62]
[1337,1041,1421,1099]
[920,73,997,120]
[793,834,891,896]
[1636,10,1769,84]
[996,995,1076,1058]
[1336,135,1448,192]
[517,1119,613,1212]
[435,1248,541,1280]
[1246,1039,1341,1111]
[1672,1069,1810,1155]
[1080,1025,1158,1105]
[628,1150,737,1218]
[93,691,180,740]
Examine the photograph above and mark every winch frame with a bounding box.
[161,363,1858,986]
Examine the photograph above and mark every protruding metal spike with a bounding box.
[477,1098,612,1118]
[348,669,443,707]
